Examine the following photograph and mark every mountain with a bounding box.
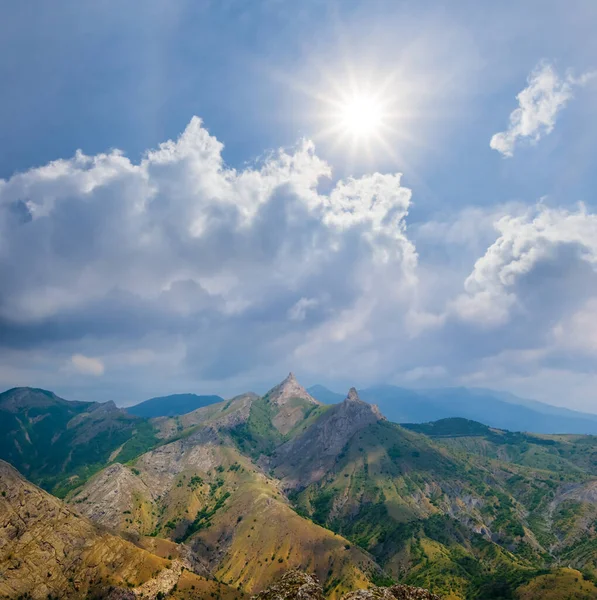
[5,375,597,599]
[0,459,237,600]
[309,383,597,434]
[0,387,160,495]
[307,384,345,404]
[273,387,384,489]
[69,379,382,598]
[126,393,224,418]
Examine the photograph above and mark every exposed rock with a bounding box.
[70,462,155,533]
[343,584,441,600]
[132,559,184,598]
[251,569,325,600]
[180,392,258,430]
[273,388,384,488]
[251,571,441,600]
[267,373,320,408]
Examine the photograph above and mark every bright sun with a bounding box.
[338,93,385,138]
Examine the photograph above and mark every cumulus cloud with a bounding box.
[453,204,597,326]
[70,354,105,376]
[0,117,416,384]
[490,62,595,157]
[3,114,597,409]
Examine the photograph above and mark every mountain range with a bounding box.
[308,384,597,435]
[3,374,597,599]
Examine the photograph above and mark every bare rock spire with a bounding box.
[265,372,320,406]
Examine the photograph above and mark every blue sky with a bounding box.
[1,0,597,409]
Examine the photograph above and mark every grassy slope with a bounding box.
[290,420,562,599]
[516,568,597,600]
[0,390,161,496]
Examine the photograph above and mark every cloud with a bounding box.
[0,116,416,384]
[453,204,597,326]
[288,297,319,321]
[70,354,105,376]
[2,115,597,410]
[490,62,595,157]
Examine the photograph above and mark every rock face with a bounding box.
[273,388,384,488]
[71,462,155,533]
[251,570,325,600]
[267,373,320,408]
[343,585,441,600]
[265,373,322,436]
[251,570,441,600]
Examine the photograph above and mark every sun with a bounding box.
[311,77,407,165]
[271,59,426,167]
[338,93,385,138]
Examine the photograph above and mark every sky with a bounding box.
[1,0,597,410]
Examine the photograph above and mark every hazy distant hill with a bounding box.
[308,383,597,434]
[307,384,345,404]
[126,392,224,417]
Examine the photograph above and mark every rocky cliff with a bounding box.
[273,388,384,488]
[251,570,441,600]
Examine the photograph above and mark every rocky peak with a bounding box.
[251,569,324,600]
[342,387,384,419]
[266,372,320,407]
[251,570,441,600]
[346,387,360,402]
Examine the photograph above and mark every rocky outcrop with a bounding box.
[266,373,320,408]
[70,462,156,533]
[343,585,441,600]
[273,388,384,488]
[251,570,325,600]
[179,392,258,431]
[251,570,441,600]
[264,374,322,435]
[132,559,184,598]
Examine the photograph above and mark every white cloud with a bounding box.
[453,203,597,326]
[4,114,597,410]
[553,299,597,355]
[288,297,319,321]
[490,62,594,157]
[0,116,416,383]
[70,354,105,376]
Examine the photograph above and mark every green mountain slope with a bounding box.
[5,377,597,599]
[0,387,160,495]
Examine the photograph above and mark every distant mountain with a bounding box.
[307,384,345,404]
[309,383,597,434]
[126,392,224,418]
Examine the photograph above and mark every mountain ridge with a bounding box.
[4,375,597,599]
[308,384,597,434]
